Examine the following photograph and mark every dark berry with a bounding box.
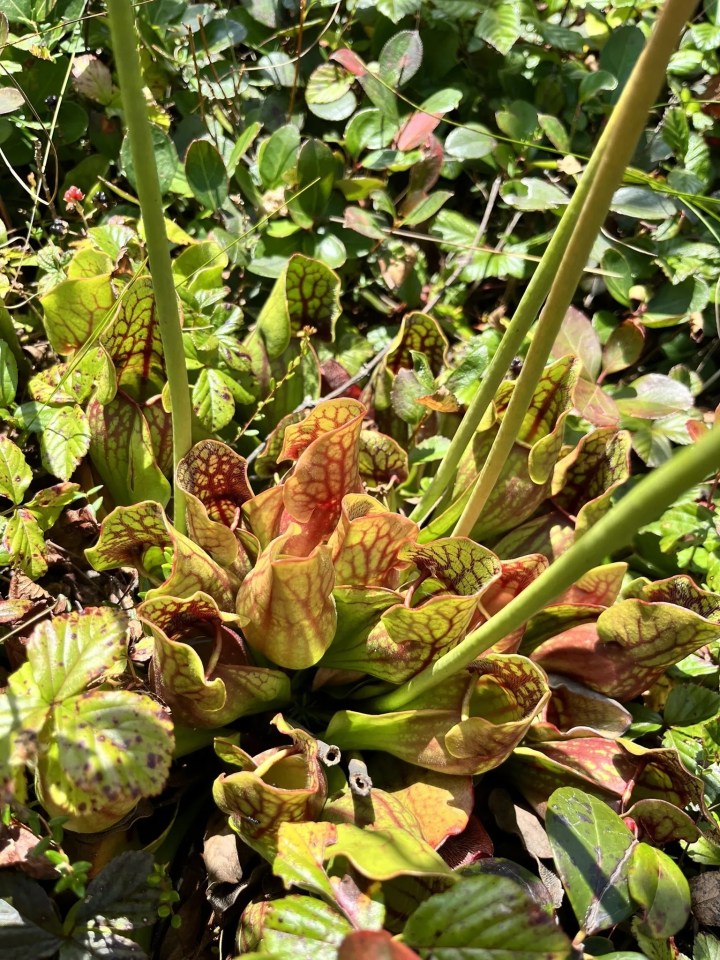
[49,218,68,236]
[93,191,110,209]
[44,95,58,110]
[509,357,523,377]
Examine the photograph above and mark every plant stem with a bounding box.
[370,422,720,713]
[106,0,191,535]
[452,0,697,539]
[410,0,696,529]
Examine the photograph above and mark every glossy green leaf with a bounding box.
[0,874,63,960]
[242,895,352,960]
[75,851,159,929]
[0,339,17,405]
[258,124,301,190]
[404,874,572,959]
[546,787,635,934]
[121,125,178,195]
[325,823,454,880]
[38,405,91,481]
[274,821,337,901]
[378,31,422,88]
[628,842,691,938]
[185,138,229,211]
[192,368,236,431]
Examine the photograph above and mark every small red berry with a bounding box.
[64,186,84,207]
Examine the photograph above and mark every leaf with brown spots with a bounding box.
[38,688,173,833]
[139,592,290,727]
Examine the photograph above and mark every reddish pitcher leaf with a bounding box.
[329,494,418,588]
[103,277,165,397]
[358,430,409,487]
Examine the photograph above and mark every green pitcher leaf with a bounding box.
[140,592,290,727]
[325,823,454,881]
[328,494,417,588]
[403,873,571,960]
[38,688,173,832]
[258,254,341,359]
[103,278,165,397]
[214,717,327,859]
[328,656,549,774]
[533,584,720,700]
[358,431,409,487]
[236,531,336,669]
[628,842,691,938]
[40,273,115,356]
[386,312,447,377]
[85,500,172,575]
[400,538,501,596]
[0,437,32,505]
[28,607,127,703]
[87,395,171,506]
[546,787,635,934]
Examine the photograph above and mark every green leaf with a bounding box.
[0,437,32,504]
[376,0,421,23]
[274,821,336,901]
[185,139,229,211]
[475,0,522,55]
[257,254,341,359]
[326,824,454,880]
[661,107,689,158]
[663,683,720,728]
[501,178,568,211]
[628,843,690,938]
[546,788,635,934]
[445,125,496,160]
[75,851,159,929]
[121,126,178,196]
[28,607,128,703]
[0,339,17,405]
[579,70,618,102]
[244,895,352,960]
[610,187,676,220]
[403,874,572,959]
[192,368,236,431]
[3,508,47,579]
[643,277,709,327]
[378,31,422,88]
[0,874,63,960]
[258,124,301,190]
[290,139,336,228]
[599,25,645,103]
[39,405,91,481]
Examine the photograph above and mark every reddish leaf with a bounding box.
[573,378,621,428]
[602,320,645,375]
[438,815,494,868]
[330,48,367,77]
[554,562,627,606]
[243,485,287,550]
[624,798,699,845]
[533,675,632,740]
[407,135,444,195]
[396,112,442,151]
[281,398,366,541]
[339,931,422,960]
[550,307,601,381]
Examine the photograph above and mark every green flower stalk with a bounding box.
[106,0,192,535]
